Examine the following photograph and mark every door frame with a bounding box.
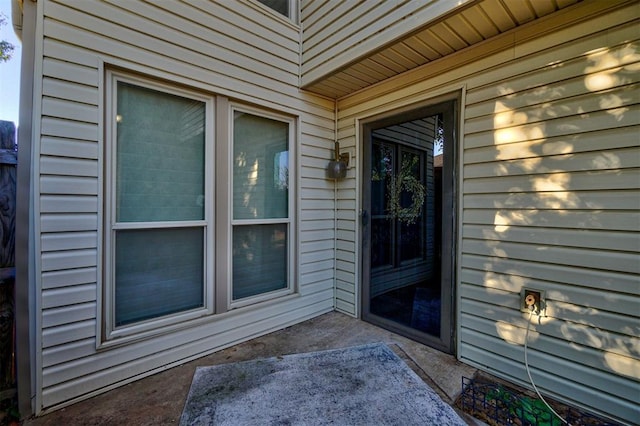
[359,95,459,353]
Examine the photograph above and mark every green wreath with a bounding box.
[386,157,426,225]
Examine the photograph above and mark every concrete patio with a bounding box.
[24,312,480,425]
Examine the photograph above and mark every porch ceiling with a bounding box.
[301,0,582,99]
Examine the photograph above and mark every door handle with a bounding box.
[360,209,368,226]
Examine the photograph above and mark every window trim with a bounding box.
[102,70,215,342]
[251,0,298,24]
[99,71,299,346]
[227,103,296,309]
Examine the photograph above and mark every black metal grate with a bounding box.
[456,376,621,426]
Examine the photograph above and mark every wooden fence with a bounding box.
[0,120,17,399]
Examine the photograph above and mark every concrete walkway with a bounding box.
[24,312,479,425]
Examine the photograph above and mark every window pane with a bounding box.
[115,228,204,326]
[371,218,393,269]
[116,82,205,222]
[371,142,393,216]
[233,111,288,220]
[233,224,287,300]
[257,0,289,17]
[399,150,425,262]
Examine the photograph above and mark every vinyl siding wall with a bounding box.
[300,0,472,88]
[33,0,335,412]
[335,2,639,423]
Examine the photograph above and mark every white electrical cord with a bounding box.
[524,308,570,425]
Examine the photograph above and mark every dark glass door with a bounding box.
[362,100,456,353]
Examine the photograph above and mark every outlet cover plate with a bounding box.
[520,288,546,315]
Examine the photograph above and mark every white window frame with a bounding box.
[103,70,215,342]
[227,103,296,309]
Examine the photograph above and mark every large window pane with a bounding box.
[233,111,288,220]
[371,142,393,216]
[232,224,287,300]
[115,228,204,326]
[399,150,425,263]
[116,82,205,222]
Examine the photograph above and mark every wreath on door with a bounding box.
[386,157,426,225]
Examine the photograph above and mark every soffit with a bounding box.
[302,0,582,99]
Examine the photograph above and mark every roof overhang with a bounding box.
[301,0,585,99]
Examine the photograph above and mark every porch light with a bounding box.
[327,141,349,179]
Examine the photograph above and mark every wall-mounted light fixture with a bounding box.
[327,141,350,179]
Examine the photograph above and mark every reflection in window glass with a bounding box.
[115,228,204,326]
[233,224,287,300]
[371,142,393,216]
[257,0,289,17]
[274,151,289,191]
[232,110,291,302]
[112,80,207,330]
[233,112,288,220]
[116,82,205,222]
